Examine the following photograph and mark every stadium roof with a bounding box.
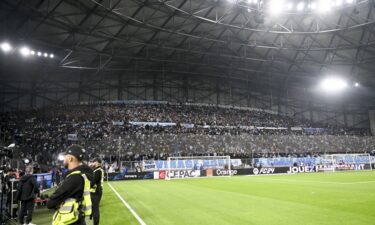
[1,0,375,104]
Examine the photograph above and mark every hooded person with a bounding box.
[16,166,39,225]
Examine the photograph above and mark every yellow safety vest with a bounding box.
[52,171,92,225]
[90,167,104,193]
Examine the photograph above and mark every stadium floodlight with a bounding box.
[19,46,30,56]
[269,0,284,15]
[354,82,359,87]
[30,50,35,55]
[1,42,12,52]
[310,2,317,9]
[335,0,343,6]
[49,53,54,58]
[43,52,48,57]
[296,2,305,11]
[320,77,348,93]
[317,0,332,13]
[346,0,354,3]
[287,2,293,10]
[37,51,42,56]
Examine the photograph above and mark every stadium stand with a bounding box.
[1,102,373,168]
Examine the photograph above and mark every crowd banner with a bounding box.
[255,156,375,167]
[142,160,157,171]
[67,133,78,141]
[112,120,124,126]
[129,121,176,127]
[180,123,194,129]
[142,159,242,171]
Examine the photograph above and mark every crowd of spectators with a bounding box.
[0,102,373,166]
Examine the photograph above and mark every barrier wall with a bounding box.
[107,164,373,181]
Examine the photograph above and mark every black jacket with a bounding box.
[15,174,39,201]
[91,167,103,195]
[47,164,93,209]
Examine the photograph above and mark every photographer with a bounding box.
[15,166,39,225]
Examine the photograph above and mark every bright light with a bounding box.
[30,50,35,55]
[58,154,65,161]
[296,2,305,11]
[43,52,48,57]
[318,0,332,13]
[287,2,293,10]
[297,2,305,11]
[269,0,285,15]
[320,77,348,93]
[1,42,12,52]
[50,54,54,58]
[354,82,359,87]
[346,0,354,3]
[37,51,42,56]
[19,46,30,56]
[310,2,317,10]
[23,158,30,164]
[335,0,343,6]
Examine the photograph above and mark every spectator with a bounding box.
[15,166,39,225]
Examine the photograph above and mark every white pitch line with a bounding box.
[108,182,147,225]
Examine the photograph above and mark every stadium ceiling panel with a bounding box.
[0,0,375,91]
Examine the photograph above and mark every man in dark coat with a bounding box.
[16,166,39,225]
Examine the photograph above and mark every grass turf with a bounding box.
[31,171,375,225]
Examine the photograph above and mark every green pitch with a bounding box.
[32,171,375,225]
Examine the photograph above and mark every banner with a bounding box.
[214,169,238,176]
[181,123,194,129]
[107,171,153,181]
[142,160,157,171]
[303,128,326,134]
[142,159,242,171]
[112,120,124,126]
[129,121,176,127]
[67,133,78,141]
[213,167,288,176]
[167,170,201,179]
[287,166,316,174]
[252,167,276,175]
[256,127,288,130]
[335,164,370,171]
